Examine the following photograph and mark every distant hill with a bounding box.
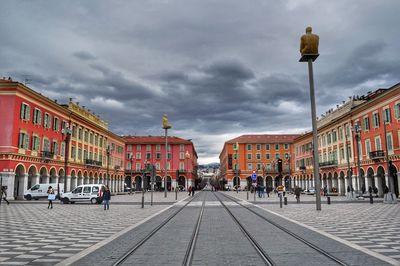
[198,163,220,169]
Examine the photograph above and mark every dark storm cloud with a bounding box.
[73,51,97,61]
[1,0,400,163]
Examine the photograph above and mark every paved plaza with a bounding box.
[0,191,399,265]
[0,192,188,265]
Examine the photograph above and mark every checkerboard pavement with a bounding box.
[0,192,187,265]
[224,191,400,263]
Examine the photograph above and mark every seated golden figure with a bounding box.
[300,26,319,56]
[162,114,172,129]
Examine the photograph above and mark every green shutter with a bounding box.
[20,104,25,119]
[33,110,37,124]
[26,106,31,120]
[395,104,400,119]
[19,133,23,148]
[24,134,29,149]
[37,137,40,151]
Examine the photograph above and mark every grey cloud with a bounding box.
[73,51,97,61]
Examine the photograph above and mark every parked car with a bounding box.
[24,183,64,200]
[61,184,105,204]
[305,188,316,195]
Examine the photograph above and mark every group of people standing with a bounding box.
[188,186,195,196]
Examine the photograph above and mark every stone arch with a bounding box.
[376,166,386,197]
[27,165,38,189]
[49,167,57,183]
[327,172,333,192]
[14,164,26,199]
[39,166,49,183]
[77,170,83,186]
[71,169,77,190]
[135,175,142,191]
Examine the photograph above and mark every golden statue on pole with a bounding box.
[299,26,319,62]
[162,114,172,129]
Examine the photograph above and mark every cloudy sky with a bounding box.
[1,1,400,164]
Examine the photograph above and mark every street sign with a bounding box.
[251,172,257,182]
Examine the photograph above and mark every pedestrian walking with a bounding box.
[47,186,55,209]
[192,186,195,196]
[294,186,301,203]
[103,186,111,210]
[373,186,378,197]
[188,186,192,196]
[1,186,10,205]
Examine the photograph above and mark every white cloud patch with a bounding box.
[90,97,124,109]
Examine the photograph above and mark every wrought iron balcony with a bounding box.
[85,159,102,167]
[299,166,306,170]
[319,160,338,168]
[114,165,121,170]
[41,151,54,159]
[369,150,385,160]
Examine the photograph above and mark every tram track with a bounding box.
[112,193,207,266]
[217,192,350,266]
[214,192,276,266]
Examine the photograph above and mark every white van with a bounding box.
[24,183,65,200]
[61,184,105,204]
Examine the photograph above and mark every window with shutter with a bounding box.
[24,134,29,149]
[19,133,24,148]
[395,103,400,119]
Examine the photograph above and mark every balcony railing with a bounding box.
[114,165,121,170]
[41,151,54,159]
[369,150,385,160]
[85,159,102,167]
[299,166,306,170]
[319,160,338,168]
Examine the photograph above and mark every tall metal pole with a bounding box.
[354,124,361,196]
[308,59,322,211]
[164,128,168,198]
[345,130,352,192]
[64,133,70,194]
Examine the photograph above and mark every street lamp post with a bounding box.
[63,122,71,196]
[285,154,291,191]
[106,145,111,188]
[162,114,172,198]
[130,154,135,193]
[353,123,361,197]
[345,128,353,196]
[185,151,191,190]
[299,26,321,210]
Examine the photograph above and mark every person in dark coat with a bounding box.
[191,186,195,196]
[294,186,301,203]
[103,186,111,210]
[1,186,10,205]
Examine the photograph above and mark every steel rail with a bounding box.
[219,192,349,266]
[182,194,206,266]
[214,193,276,266]
[113,193,200,266]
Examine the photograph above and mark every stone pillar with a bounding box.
[344,178,349,195]
[32,174,40,187]
[172,180,177,190]
[66,175,71,192]
[1,172,15,200]
[375,175,383,197]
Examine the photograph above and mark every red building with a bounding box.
[0,78,125,199]
[123,136,198,191]
[219,134,299,190]
[292,83,400,198]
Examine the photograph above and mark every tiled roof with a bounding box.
[122,135,193,144]
[226,134,301,144]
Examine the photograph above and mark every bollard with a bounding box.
[369,193,373,204]
[141,190,145,209]
[284,196,288,205]
[327,196,331,205]
[279,194,283,208]
[175,188,178,200]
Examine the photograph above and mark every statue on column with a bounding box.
[299,26,319,62]
[162,114,172,129]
